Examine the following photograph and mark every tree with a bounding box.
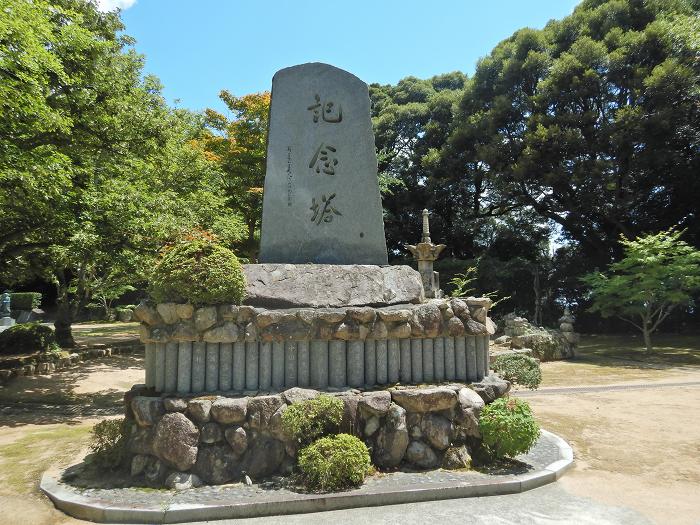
[448,0,700,266]
[0,0,240,346]
[582,229,700,353]
[195,91,270,258]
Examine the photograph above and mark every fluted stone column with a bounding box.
[347,340,364,387]
[232,342,246,391]
[310,340,329,388]
[433,337,445,381]
[467,336,478,382]
[205,343,219,392]
[145,343,156,388]
[177,342,192,394]
[284,341,298,387]
[399,339,411,383]
[422,338,434,382]
[154,343,166,392]
[476,335,488,379]
[259,342,272,390]
[455,337,467,381]
[297,340,310,387]
[272,341,285,389]
[164,342,178,393]
[375,339,388,385]
[411,338,423,383]
[387,339,400,383]
[245,342,259,390]
[191,342,206,393]
[219,343,233,391]
[364,339,376,386]
[329,341,347,387]
[444,337,456,380]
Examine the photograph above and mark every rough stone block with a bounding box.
[242,264,423,308]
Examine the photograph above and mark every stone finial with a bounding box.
[405,210,446,299]
[421,208,431,243]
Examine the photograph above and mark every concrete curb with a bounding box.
[41,429,573,524]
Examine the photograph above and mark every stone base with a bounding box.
[242,264,424,308]
[136,297,495,395]
[124,377,510,487]
[143,335,490,395]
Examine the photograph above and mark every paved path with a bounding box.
[180,483,651,525]
[514,380,700,397]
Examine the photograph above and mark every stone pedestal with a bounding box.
[137,297,494,395]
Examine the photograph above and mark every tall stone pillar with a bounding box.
[405,209,446,298]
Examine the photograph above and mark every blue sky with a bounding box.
[110,1,581,114]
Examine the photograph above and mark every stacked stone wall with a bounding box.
[124,376,510,488]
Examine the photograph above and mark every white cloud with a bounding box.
[96,0,136,12]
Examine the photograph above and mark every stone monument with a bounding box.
[127,63,508,488]
[259,63,388,264]
[136,63,496,394]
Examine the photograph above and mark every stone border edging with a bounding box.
[40,429,573,524]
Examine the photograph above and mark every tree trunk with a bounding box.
[642,327,653,354]
[533,267,541,326]
[55,300,76,348]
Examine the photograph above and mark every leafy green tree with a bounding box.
[582,229,700,353]
[371,73,501,258]
[195,91,270,258]
[0,0,241,345]
[449,0,700,265]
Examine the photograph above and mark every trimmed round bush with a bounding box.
[479,397,540,459]
[0,322,58,355]
[298,434,372,491]
[492,353,542,390]
[149,239,246,306]
[281,394,343,446]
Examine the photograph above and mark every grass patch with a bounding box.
[0,424,93,494]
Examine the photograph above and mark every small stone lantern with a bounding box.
[406,209,446,299]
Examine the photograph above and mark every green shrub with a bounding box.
[479,397,540,460]
[90,418,127,470]
[149,239,246,306]
[492,354,542,390]
[0,322,58,355]
[297,434,372,491]
[281,394,343,446]
[9,292,42,310]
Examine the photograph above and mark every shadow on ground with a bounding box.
[557,334,700,370]
[0,353,143,427]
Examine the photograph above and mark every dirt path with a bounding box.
[525,383,700,525]
[0,332,698,524]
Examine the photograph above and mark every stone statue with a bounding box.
[0,291,10,318]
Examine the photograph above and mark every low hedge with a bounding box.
[0,322,58,355]
[297,434,372,491]
[149,239,246,306]
[9,292,42,310]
